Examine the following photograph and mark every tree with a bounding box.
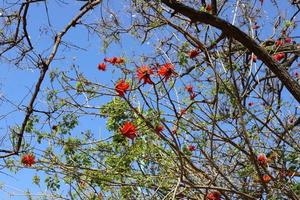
[0,0,299,199]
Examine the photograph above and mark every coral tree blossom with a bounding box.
[273,52,285,61]
[189,92,196,100]
[98,63,106,71]
[257,153,268,166]
[188,49,200,58]
[137,65,154,85]
[206,4,212,12]
[158,63,176,81]
[104,57,124,65]
[120,121,137,140]
[115,80,129,96]
[207,191,221,200]
[262,175,271,183]
[275,39,284,47]
[21,154,36,167]
[155,125,164,134]
[185,85,196,100]
[285,37,292,43]
[185,85,193,93]
[187,145,196,151]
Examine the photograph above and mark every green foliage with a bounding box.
[57,114,78,135]
[45,174,60,192]
[64,137,81,155]
[100,98,131,131]
[25,115,39,133]
[32,175,40,186]
[293,182,300,196]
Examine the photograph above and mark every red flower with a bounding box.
[207,191,221,200]
[273,52,285,61]
[115,57,125,64]
[187,145,196,151]
[158,63,176,81]
[98,63,106,71]
[185,85,196,99]
[21,154,36,167]
[285,37,292,43]
[248,102,254,107]
[180,108,187,116]
[120,121,137,140]
[104,57,125,65]
[185,85,193,93]
[206,4,212,12]
[137,65,154,85]
[188,49,200,59]
[190,92,196,100]
[115,79,130,96]
[275,39,284,47]
[262,174,271,183]
[104,57,116,64]
[257,153,268,166]
[155,125,164,134]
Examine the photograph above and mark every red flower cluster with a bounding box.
[262,174,271,183]
[206,4,212,12]
[207,191,221,200]
[115,80,129,96]
[187,145,196,151]
[137,65,154,85]
[188,49,200,59]
[21,154,36,167]
[158,63,177,81]
[120,121,137,140]
[257,153,268,166]
[185,85,193,93]
[273,52,285,61]
[104,57,125,65]
[285,37,292,43]
[185,85,196,100]
[155,125,164,134]
[180,108,187,116]
[275,39,284,47]
[98,63,106,71]
[275,37,292,47]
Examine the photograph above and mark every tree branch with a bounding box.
[160,0,300,103]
